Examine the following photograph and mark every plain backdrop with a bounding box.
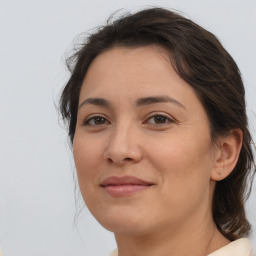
[0,0,255,255]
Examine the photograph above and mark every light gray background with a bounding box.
[0,0,255,255]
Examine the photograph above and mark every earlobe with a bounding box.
[211,129,243,181]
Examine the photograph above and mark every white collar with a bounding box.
[208,238,252,256]
[110,238,252,256]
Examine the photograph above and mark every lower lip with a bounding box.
[102,184,151,196]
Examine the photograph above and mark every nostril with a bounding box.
[124,157,133,161]
[107,158,114,163]
[106,156,137,165]
[107,157,133,164]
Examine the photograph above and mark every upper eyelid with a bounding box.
[144,112,176,122]
[145,115,174,125]
[148,115,172,120]
[83,114,110,124]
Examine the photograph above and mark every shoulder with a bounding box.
[208,238,252,256]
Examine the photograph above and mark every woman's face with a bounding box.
[74,46,217,235]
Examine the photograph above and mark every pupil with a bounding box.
[154,116,166,124]
[95,117,105,124]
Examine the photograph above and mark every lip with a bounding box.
[100,175,154,196]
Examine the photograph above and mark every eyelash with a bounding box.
[83,115,110,126]
[83,113,175,127]
[146,114,174,125]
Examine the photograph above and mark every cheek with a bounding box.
[73,131,103,168]
[146,129,213,198]
[73,140,105,216]
[149,137,213,224]
[149,129,212,168]
[73,136,102,194]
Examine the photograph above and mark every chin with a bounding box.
[94,208,150,234]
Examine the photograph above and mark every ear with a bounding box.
[211,129,243,181]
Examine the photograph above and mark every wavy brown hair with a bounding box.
[59,7,255,240]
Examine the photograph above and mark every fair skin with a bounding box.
[73,46,242,256]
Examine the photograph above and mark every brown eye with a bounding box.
[147,115,173,125]
[154,116,168,124]
[84,116,109,126]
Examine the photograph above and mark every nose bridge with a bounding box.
[104,119,142,164]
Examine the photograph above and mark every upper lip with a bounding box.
[100,175,153,187]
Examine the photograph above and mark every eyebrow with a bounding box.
[79,96,186,109]
[79,98,110,108]
[135,96,186,109]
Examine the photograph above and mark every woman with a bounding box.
[60,8,255,256]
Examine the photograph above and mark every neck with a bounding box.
[114,214,230,256]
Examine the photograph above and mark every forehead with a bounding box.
[79,46,204,113]
[81,46,189,95]
[78,46,210,131]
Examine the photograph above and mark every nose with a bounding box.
[103,124,143,166]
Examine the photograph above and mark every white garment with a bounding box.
[109,238,252,256]
[208,238,252,256]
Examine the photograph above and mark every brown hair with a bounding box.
[59,7,255,241]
